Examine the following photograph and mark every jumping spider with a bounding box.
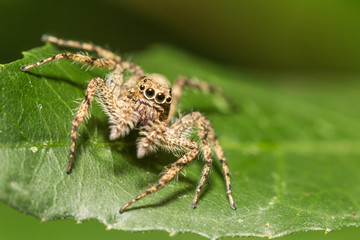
[21,35,236,213]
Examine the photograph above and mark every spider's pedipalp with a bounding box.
[136,127,160,158]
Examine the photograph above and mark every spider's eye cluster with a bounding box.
[140,85,172,104]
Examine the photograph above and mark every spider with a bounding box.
[21,35,236,213]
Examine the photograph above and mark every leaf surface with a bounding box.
[0,44,360,239]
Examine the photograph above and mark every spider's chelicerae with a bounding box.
[21,35,236,213]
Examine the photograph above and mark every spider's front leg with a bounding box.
[67,76,121,173]
[21,35,144,75]
[119,122,200,213]
[42,35,144,75]
[20,49,143,76]
[107,64,124,100]
[21,52,118,72]
[67,66,127,173]
[42,34,123,63]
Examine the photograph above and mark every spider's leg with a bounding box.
[42,35,122,62]
[68,77,120,174]
[107,79,138,140]
[136,120,164,158]
[167,77,233,122]
[41,35,144,75]
[211,134,236,209]
[21,52,117,72]
[191,115,213,208]
[107,64,124,100]
[120,129,199,213]
[170,112,236,209]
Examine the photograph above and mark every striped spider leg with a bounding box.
[120,112,236,213]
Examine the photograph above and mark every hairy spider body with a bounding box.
[21,35,236,213]
[107,74,171,141]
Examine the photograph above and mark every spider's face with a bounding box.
[137,74,172,105]
[135,74,172,120]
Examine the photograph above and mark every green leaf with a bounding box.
[1,43,360,239]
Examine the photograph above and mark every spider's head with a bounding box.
[136,74,172,120]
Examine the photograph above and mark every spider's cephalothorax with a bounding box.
[130,74,172,124]
[21,35,236,213]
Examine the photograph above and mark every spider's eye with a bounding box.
[166,97,172,103]
[145,88,155,99]
[139,85,145,91]
[155,92,166,104]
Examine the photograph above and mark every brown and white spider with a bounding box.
[21,35,236,213]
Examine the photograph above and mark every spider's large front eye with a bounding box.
[155,92,166,104]
[139,85,145,91]
[145,88,155,99]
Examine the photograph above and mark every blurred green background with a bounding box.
[2,0,360,73]
[1,0,359,239]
